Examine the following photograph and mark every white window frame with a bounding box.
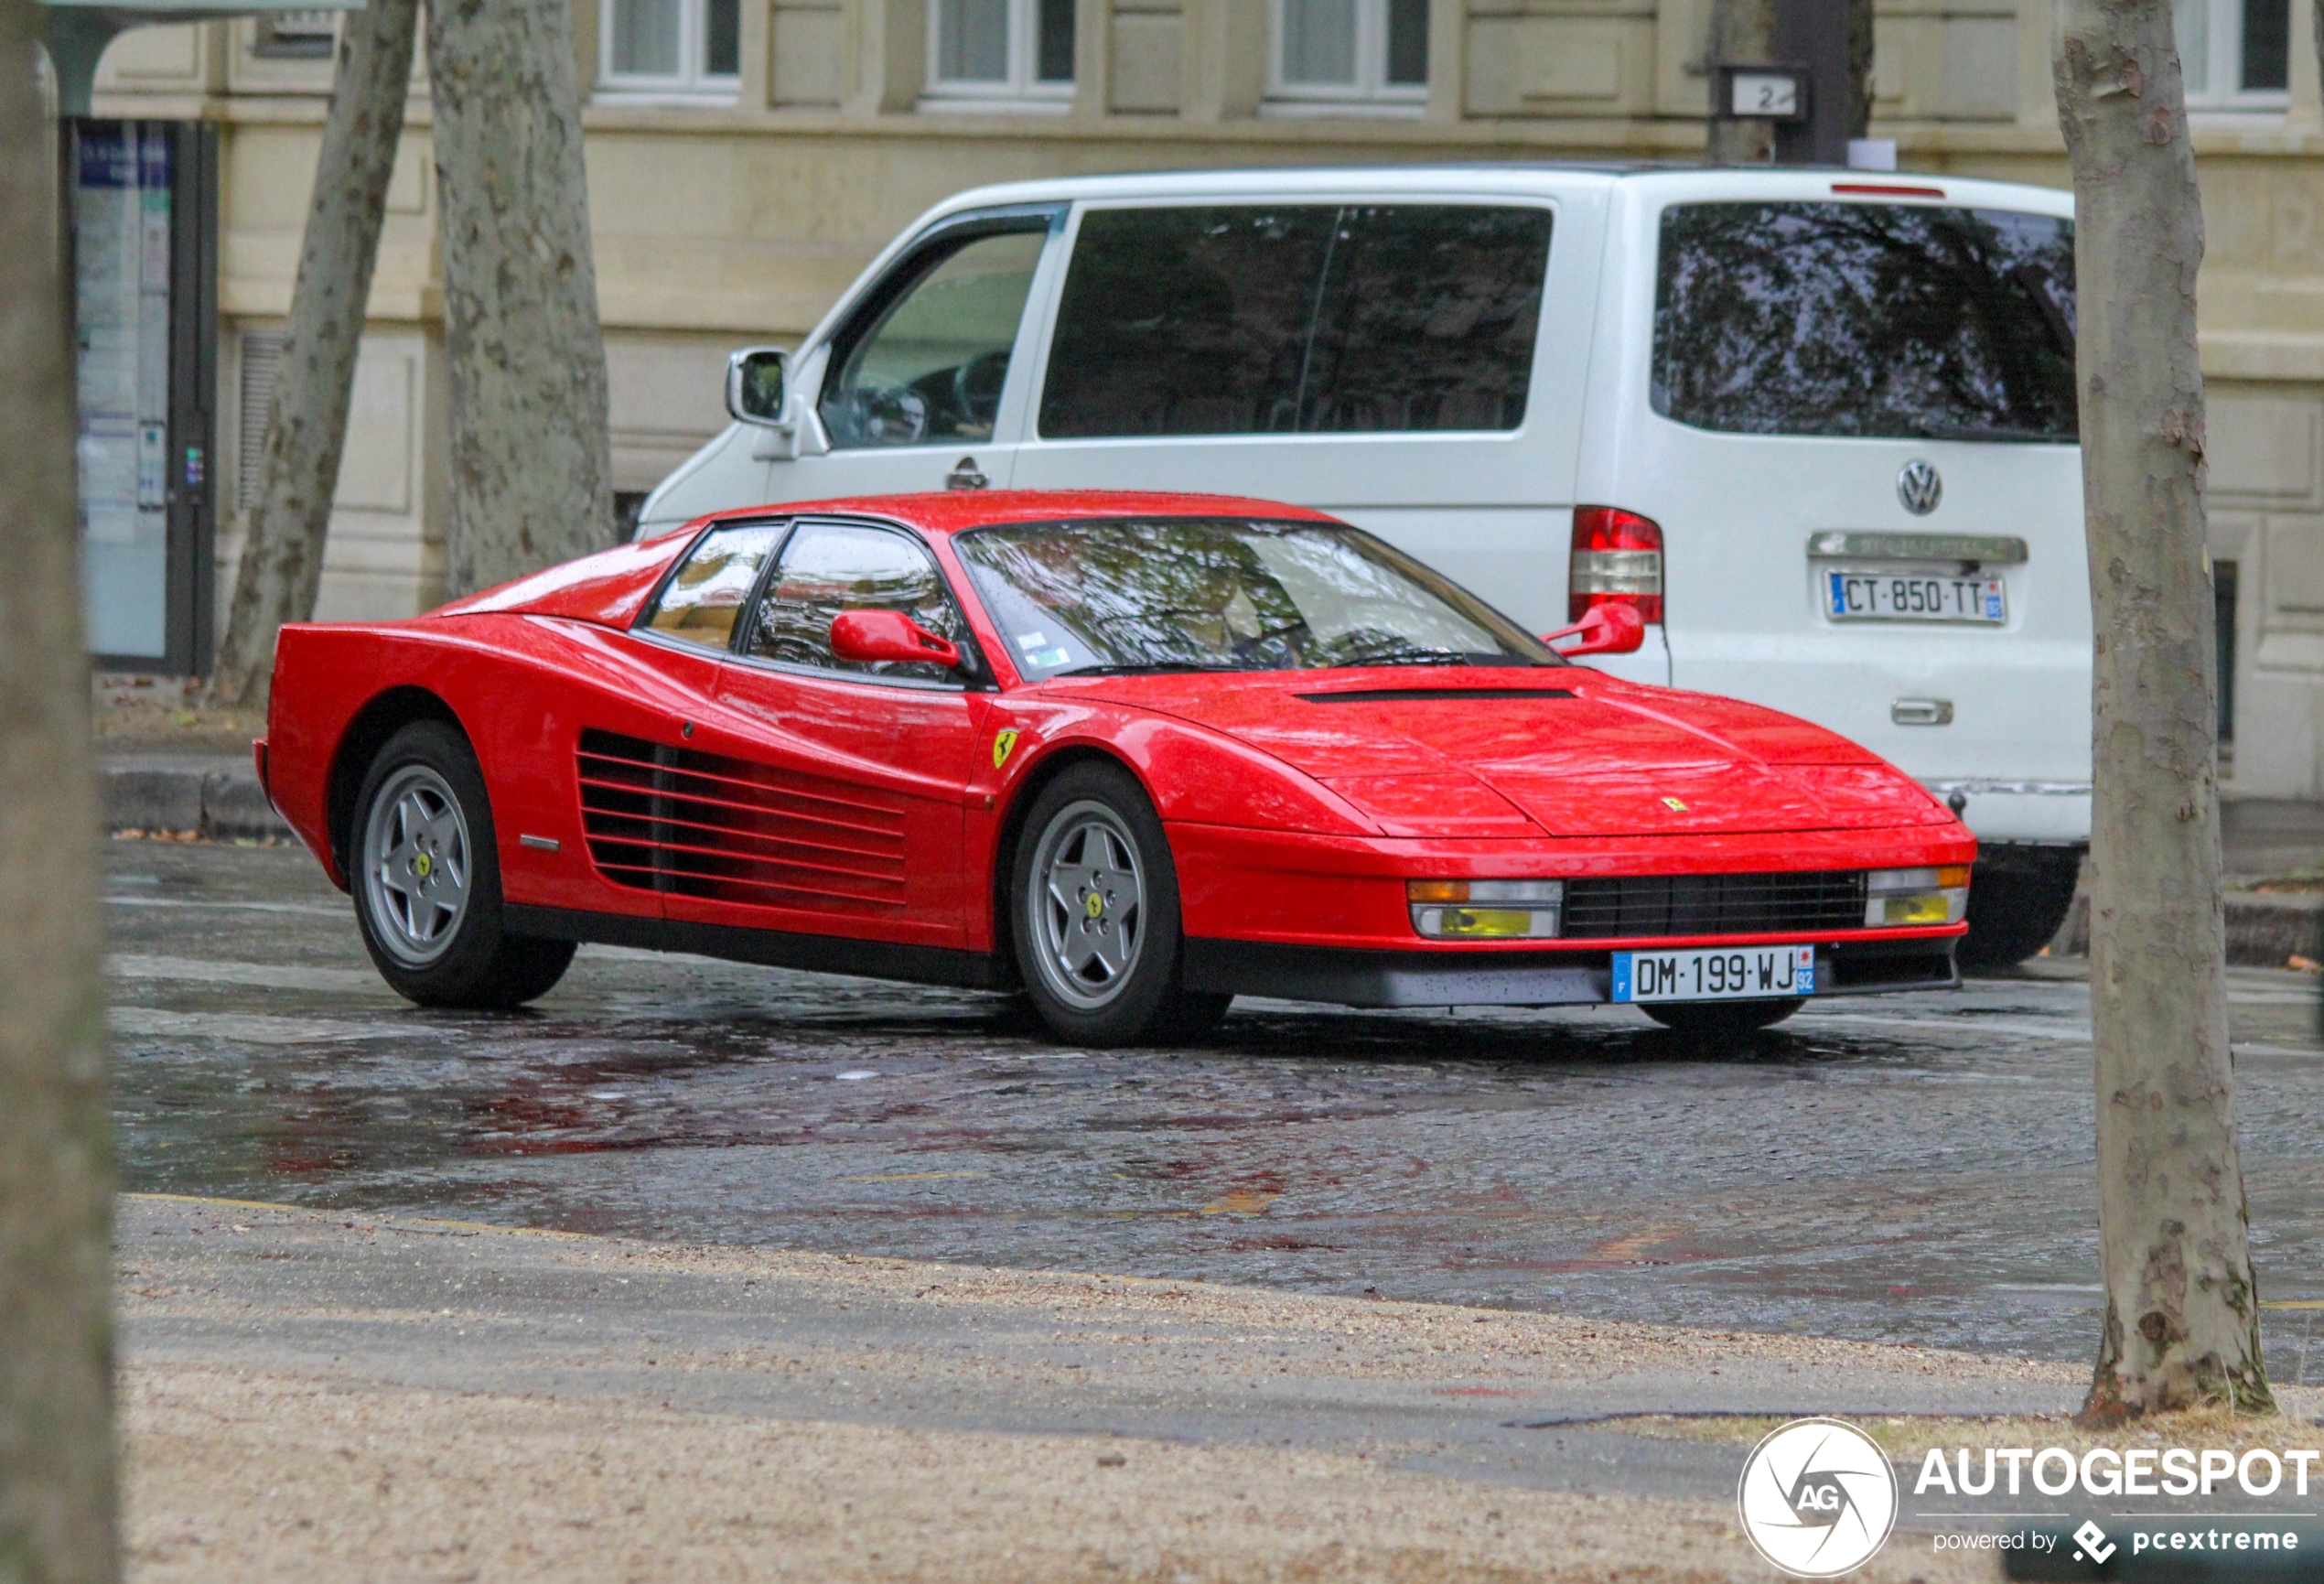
[597,0,740,102]
[1264,0,1426,113]
[2174,0,2290,111]
[921,0,1074,111]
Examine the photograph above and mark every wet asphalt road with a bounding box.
[107,839,2324,1374]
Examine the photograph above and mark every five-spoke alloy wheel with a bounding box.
[1011,763,1228,1046]
[350,720,576,1008]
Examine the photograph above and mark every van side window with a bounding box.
[1652,203,2078,443]
[820,228,1048,450]
[1039,204,1552,439]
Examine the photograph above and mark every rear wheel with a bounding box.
[1641,998,1804,1038]
[1958,846,2083,971]
[1010,762,1230,1046]
[351,721,576,1008]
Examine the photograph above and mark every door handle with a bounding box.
[946,455,988,490]
[1891,698,1953,726]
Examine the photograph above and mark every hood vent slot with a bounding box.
[1562,871,1867,939]
[1297,687,1576,704]
[576,729,906,910]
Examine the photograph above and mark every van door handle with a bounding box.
[1892,698,1953,726]
[946,456,988,490]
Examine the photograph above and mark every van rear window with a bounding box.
[1652,202,2077,443]
[1040,204,1552,438]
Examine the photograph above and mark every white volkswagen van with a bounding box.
[638,165,2090,966]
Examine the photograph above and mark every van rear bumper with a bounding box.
[1921,779,2090,845]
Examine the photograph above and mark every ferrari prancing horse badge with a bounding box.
[992,728,1020,770]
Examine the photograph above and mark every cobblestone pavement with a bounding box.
[106,840,2324,1374]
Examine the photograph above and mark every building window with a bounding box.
[253,10,338,58]
[925,0,1074,106]
[1269,0,1426,109]
[2175,0,2288,107]
[600,0,739,97]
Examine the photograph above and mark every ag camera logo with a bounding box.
[1738,1417,1899,1577]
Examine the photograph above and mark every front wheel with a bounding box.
[1009,762,1230,1047]
[351,720,576,1009]
[1641,998,1804,1039]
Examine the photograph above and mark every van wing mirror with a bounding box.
[1542,602,1646,657]
[829,609,962,670]
[726,346,792,426]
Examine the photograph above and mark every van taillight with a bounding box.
[1569,506,1664,623]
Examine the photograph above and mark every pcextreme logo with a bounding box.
[1737,1417,1899,1577]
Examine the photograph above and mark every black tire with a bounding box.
[1008,761,1231,1046]
[350,720,576,1009]
[1958,846,2083,971]
[1641,998,1805,1038]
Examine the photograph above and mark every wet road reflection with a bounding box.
[108,843,2324,1371]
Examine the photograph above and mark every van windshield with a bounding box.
[952,517,1562,679]
[1652,202,2077,443]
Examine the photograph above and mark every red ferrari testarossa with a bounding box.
[258,490,1974,1043]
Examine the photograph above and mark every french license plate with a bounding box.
[1612,944,1816,1003]
[1825,570,2006,623]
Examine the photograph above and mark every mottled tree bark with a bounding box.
[0,0,120,1574]
[2054,0,2274,1422]
[210,0,420,708]
[1705,0,1778,164]
[1846,0,1874,138]
[425,0,614,597]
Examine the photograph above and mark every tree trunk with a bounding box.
[1846,0,1874,138]
[1705,0,1778,164]
[210,0,420,709]
[0,0,120,1575]
[2054,0,2274,1423]
[425,0,614,597]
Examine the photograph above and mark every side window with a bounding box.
[818,229,1049,450]
[746,523,967,683]
[1299,206,1550,432]
[1038,206,1336,439]
[1038,203,1550,439]
[638,522,785,650]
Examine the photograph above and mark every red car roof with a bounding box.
[675,489,1342,540]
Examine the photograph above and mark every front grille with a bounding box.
[1561,870,1866,939]
[576,729,906,911]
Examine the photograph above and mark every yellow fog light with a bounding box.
[1409,879,1563,939]
[1864,867,1970,928]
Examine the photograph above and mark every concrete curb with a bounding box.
[101,758,291,842]
[2051,889,2324,968]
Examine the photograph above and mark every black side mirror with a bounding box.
[726,346,791,426]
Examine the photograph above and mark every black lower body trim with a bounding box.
[1184,936,1960,1008]
[504,904,1005,991]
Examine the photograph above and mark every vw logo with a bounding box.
[1897,460,1942,515]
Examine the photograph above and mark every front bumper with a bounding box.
[1181,933,1957,1008]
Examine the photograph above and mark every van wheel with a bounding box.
[1641,998,1804,1038]
[1958,846,2083,971]
[351,721,576,1008]
[1010,762,1231,1047]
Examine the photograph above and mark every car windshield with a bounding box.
[951,517,1562,679]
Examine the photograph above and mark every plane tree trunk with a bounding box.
[425,0,614,596]
[210,0,420,708]
[0,0,120,1573]
[2053,0,2275,1422]
[1705,0,1778,164]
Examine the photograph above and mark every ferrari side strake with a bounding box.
[258,490,1974,1044]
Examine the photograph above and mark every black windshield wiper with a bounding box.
[1336,648,1493,668]
[1906,422,2073,444]
[1047,661,1242,677]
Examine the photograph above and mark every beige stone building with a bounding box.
[82,0,2324,791]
